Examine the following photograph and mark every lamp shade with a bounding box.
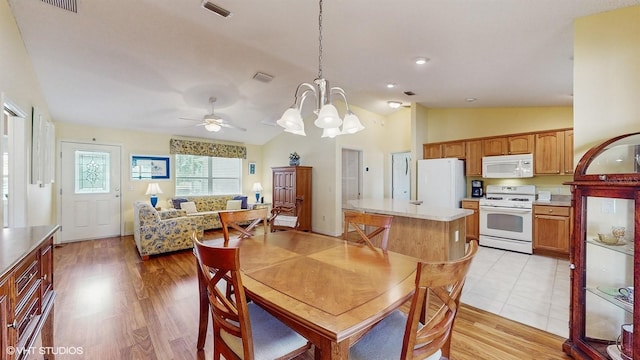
[145,183,163,195]
[252,182,263,192]
[341,113,365,134]
[321,127,342,138]
[314,104,342,129]
[204,123,222,132]
[277,108,305,131]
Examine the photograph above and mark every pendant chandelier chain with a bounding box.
[317,0,323,79]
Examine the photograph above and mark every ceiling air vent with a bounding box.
[41,0,77,13]
[404,91,416,96]
[252,72,274,83]
[202,1,232,18]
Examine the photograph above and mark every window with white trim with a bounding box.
[175,155,241,195]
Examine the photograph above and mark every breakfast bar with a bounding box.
[348,199,472,261]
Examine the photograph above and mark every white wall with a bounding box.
[1,0,54,226]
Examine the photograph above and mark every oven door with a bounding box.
[479,205,532,241]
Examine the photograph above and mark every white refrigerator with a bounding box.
[417,158,466,208]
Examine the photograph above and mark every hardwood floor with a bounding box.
[31,232,572,359]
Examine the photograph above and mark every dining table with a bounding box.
[197,229,420,360]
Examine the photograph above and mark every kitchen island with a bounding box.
[348,199,472,261]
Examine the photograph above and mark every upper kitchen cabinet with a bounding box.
[442,141,466,159]
[423,143,442,159]
[482,134,534,156]
[535,129,574,175]
[465,140,483,176]
[563,132,639,360]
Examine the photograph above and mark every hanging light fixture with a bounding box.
[277,0,364,138]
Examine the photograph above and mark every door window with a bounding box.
[74,150,110,193]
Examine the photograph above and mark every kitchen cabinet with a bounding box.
[272,166,312,232]
[562,132,639,360]
[482,134,534,156]
[1,277,9,360]
[461,200,479,241]
[533,205,570,256]
[442,141,466,159]
[564,130,574,174]
[423,143,442,159]
[465,140,483,176]
[534,131,565,175]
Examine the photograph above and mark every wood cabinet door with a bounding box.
[465,140,483,176]
[564,130,574,174]
[533,206,570,254]
[534,131,564,174]
[482,137,508,156]
[461,200,479,241]
[442,141,465,158]
[40,240,54,306]
[508,134,534,154]
[0,276,11,360]
[423,143,442,159]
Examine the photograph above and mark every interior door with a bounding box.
[341,149,362,208]
[392,152,411,199]
[59,141,122,242]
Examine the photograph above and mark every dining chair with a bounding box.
[342,210,394,251]
[350,240,479,360]
[270,196,304,232]
[193,238,312,360]
[219,208,268,244]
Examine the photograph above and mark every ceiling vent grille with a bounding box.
[202,1,231,18]
[252,72,274,83]
[403,91,416,96]
[41,0,77,13]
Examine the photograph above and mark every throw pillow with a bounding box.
[172,197,189,209]
[180,201,198,214]
[232,195,248,209]
[226,200,242,210]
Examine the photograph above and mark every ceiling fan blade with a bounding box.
[179,117,201,122]
[219,122,247,131]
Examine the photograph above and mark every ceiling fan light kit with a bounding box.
[277,0,364,139]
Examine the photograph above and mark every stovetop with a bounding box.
[480,185,536,209]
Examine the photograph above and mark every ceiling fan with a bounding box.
[180,97,246,132]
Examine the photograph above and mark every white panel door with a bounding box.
[392,152,411,199]
[59,141,121,242]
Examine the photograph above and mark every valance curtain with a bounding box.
[169,139,247,159]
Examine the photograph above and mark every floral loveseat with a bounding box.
[170,195,247,230]
[133,201,204,260]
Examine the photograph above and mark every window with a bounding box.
[175,155,241,195]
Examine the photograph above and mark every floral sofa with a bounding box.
[170,195,246,230]
[133,201,204,260]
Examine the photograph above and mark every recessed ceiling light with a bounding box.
[386,83,396,89]
[387,101,402,109]
[465,98,477,102]
[414,57,429,65]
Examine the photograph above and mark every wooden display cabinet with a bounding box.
[272,166,313,232]
[563,132,639,360]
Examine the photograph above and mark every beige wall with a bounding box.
[55,122,263,235]
[0,0,54,226]
[574,5,640,160]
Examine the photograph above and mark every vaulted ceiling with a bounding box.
[8,0,640,144]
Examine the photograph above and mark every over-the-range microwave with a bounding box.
[482,154,534,178]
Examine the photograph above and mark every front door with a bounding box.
[59,141,122,242]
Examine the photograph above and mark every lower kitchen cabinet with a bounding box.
[533,204,571,256]
[461,200,479,242]
[1,277,9,360]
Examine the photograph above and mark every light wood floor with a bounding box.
[33,232,572,360]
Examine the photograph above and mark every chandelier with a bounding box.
[277,0,364,138]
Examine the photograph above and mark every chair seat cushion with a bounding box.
[221,303,308,360]
[349,310,442,360]
[273,215,298,227]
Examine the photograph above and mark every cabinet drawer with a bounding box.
[534,205,570,216]
[14,253,39,302]
[14,286,40,350]
[461,200,479,210]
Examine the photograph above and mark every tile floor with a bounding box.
[461,245,571,338]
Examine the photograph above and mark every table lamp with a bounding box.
[145,182,163,208]
[252,182,263,203]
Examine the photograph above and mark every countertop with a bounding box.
[0,225,60,278]
[348,199,473,221]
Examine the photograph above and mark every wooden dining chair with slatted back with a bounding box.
[342,210,394,251]
[193,238,312,360]
[350,240,479,360]
[219,208,268,244]
[270,196,304,232]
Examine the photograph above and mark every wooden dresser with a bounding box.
[272,166,312,231]
[0,225,59,360]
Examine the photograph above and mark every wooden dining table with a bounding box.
[197,230,419,360]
